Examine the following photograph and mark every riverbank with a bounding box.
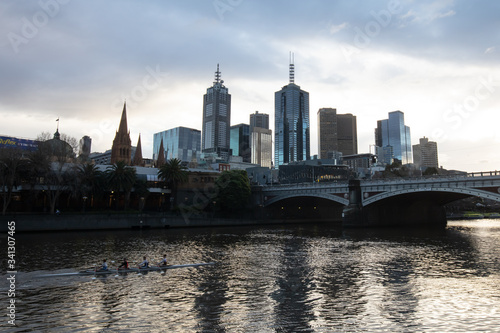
[447,211,500,220]
[1,213,338,232]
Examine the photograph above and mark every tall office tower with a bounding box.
[153,127,201,163]
[249,111,271,168]
[78,135,92,160]
[230,124,251,163]
[250,111,269,133]
[337,113,357,155]
[274,55,310,166]
[111,102,132,165]
[413,137,438,169]
[375,110,412,165]
[317,108,337,159]
[317,108,358,159]
[251,127,273,168]
[202,64,231,161]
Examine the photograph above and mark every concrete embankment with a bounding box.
[1,213,273,232]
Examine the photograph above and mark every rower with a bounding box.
[139,256,149,269]
[97,259,108,271]
[118,258,129,269]
[157,254,168,266]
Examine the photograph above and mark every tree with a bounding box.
[214,170,251,215]
[423,167,439,176]
[133,178,150,212]
[32,132,79,214]
[158,158,188,209]
[106,161,136,210]
[76,163,105,211]
[0,147,26,215]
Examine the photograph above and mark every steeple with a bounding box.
[156,138,165,167]
[110,101,132,165]
[54,118,60,140]
[118,102,129,136]
[132,134,144,166]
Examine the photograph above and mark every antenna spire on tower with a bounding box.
[289,52,295,84]
[214,63,221,84]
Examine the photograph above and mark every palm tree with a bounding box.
[106,161,136,210]
[77,163,105,211]
[158,158,188,209]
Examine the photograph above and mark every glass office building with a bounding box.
[274,61,310,167]
[251,127,272,168]
[250,111,269,133]
[230,124,250,163]
[153,127,201,163]
[375,110,412,165]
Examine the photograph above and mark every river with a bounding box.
[1,219,500,332]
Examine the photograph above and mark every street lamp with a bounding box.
[82,196,88,212]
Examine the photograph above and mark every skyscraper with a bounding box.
[375,110,412,165]
[154,127,201,163]
[337,113,357,156]
[249,111,272,168]
[318,108,337,159]
[230,123,251,163]
[250,111,269,134]
[274,56,310,166]
[202,64,231,161]
[78,135,92,161]
[413,137,438,170]
[251,127,272,168]
[317,108,357,159]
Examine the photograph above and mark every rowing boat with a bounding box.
[37,262,216,278]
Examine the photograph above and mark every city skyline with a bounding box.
[1,1,499,172]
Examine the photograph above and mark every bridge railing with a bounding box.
[259,171,500,189]
[467,171,500,177]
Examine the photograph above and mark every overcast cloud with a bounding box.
[1,0,499,172]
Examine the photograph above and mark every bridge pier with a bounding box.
[342,179,447,228]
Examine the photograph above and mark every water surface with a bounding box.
[1,220,500,332]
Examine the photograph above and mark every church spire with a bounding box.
[132,134,144,167]
[156,138,165,167]
[118,102,128,136]
[110,101,132,165]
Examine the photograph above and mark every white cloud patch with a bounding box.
[329,22,349,35]
[485,46,496,54]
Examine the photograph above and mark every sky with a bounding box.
[1,0,499,172]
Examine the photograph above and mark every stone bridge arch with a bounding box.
[362,187,500,207]
[264,193,349,207]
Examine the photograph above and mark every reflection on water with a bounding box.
[1,220,500,332]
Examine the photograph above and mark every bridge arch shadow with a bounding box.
[264,195,345,222]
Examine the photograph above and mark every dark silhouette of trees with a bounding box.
[106,161,136,210]
[158,158,188,209]
[214,170,251,216]
[0,147,26,215]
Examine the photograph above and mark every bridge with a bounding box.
[253,171,500,227]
